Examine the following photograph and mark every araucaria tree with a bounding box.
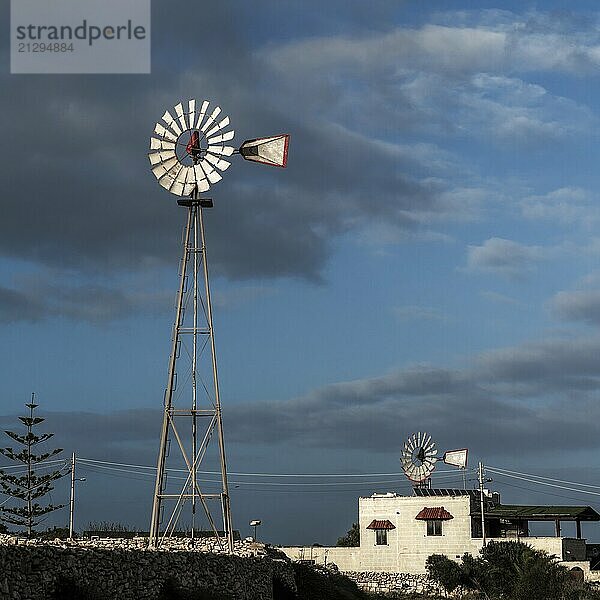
[0,397,66,537]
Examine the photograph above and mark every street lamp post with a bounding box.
[249,519,261,542]
[69,452,86,540]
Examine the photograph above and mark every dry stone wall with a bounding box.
[340,570,442,595]
[0,536,296,600]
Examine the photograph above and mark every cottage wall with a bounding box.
[281,495,481,574]
[358,494,480,572]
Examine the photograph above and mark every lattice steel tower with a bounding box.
[147,98,289,549]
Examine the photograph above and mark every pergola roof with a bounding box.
[487,505,600,522]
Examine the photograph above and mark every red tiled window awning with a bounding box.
[366,519,396,530]
[415,507,454,521]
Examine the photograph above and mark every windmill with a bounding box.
[147,99,289,550]
[400,432,468,486]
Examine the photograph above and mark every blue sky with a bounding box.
[3,1,600,544]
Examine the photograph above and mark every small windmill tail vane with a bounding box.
[147,99,289,550]
[400,432,468,486]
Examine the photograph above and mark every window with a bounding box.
[366,519,395,544]
[427,519,442,536]
[375,529,388,545]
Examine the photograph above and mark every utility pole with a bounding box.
[478,461,486,547]
[69,452,76,540]
[69,452,86,540]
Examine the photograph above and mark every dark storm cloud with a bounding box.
[0,409,160,467]
[223,336,600,457]
[0,286,43,323]
[0,277,171,323]
[0,1,472,296]
[477,337,600,390]
[0,334,599,467]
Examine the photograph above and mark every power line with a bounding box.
[0,459,66,471]
[491,475,600,506]
[488,465,600,491]
[77,457,469,479]
[487,467,600,498]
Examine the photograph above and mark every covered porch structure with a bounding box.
[485,505,600,539]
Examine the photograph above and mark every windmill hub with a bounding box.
[176,130,209,164]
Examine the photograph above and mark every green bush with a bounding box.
[425,554,464,594]
[426,541,600,600]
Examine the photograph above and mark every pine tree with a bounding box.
[0,396,67,537]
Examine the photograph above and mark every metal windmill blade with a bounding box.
[148,99,236,197]
[400,432,439,483]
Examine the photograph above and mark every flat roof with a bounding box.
[487,505,600,522]
[413,488,479,498]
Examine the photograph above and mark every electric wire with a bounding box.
[491,475,600,506]
[488,465,600,491]
[75,458,468,494]
[487,467,600,497]
[74,457,600,501]
[76,457,469,478]
[0,459,66,471]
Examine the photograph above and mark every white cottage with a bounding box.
[280,488,600,580]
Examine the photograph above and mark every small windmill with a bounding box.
[400,432,468,486]
[147,99,289,551]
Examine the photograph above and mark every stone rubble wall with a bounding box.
[336,569,442,596]
[0,536,296,600]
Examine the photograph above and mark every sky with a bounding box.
[3,0,600,545]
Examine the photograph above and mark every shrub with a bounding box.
[427,541,596,600]
[425,554,464,594]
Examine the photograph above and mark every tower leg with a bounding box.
[199,205,233,552]
[149,200,233,551]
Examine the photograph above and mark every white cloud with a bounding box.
[521,187,599,226]
[466,237,550,278]
[480,290,524,306]
[262,25,509,77]
[260,17,598,143]
[550,290,600,325]
[393,305,446,322]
